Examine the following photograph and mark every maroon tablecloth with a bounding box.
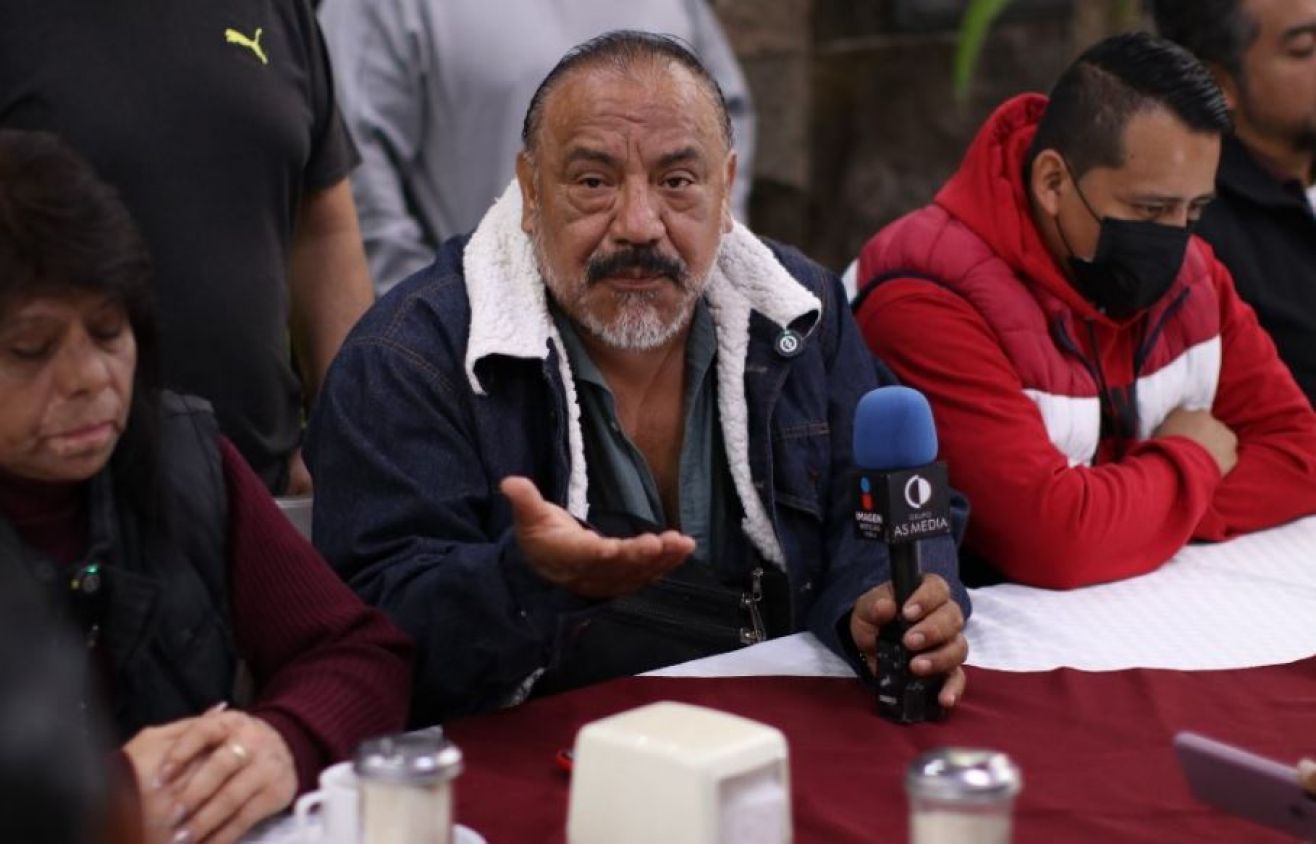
[446,659,1316,842]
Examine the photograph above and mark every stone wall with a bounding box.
[713,0,1135,271]
[712,0,814,255]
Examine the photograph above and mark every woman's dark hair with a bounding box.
[0,129,161,513]
[1027,31,1232,180]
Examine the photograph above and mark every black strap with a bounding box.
[851,267,954,315]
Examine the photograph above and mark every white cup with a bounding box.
[294,762,358,844]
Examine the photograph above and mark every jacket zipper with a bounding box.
[601,567,767,646]
[1083,318,1131,460]
[600,601,751,642]
[739,567,766,645]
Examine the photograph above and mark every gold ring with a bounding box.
[228,742,250,764]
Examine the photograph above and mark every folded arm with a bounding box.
[859,280,1223,588]
[1193,262,1316,539]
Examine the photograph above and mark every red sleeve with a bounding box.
[219,438,413,793]
[1194,262,1316,539]
[856,280,1222,588]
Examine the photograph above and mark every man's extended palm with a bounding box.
[501,476,695,598]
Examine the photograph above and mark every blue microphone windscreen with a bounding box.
[852,386,939,470]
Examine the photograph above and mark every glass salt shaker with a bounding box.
[354,729,464,844]
[905,748,1022,844]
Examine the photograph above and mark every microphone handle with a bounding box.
[890,540,920,609]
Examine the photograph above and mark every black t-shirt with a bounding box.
[0,0,358,490]
[1197,136,1316,408]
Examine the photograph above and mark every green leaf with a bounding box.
[1116,0,1140,26]
[953,0,1016,101]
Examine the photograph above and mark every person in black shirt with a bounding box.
[0,0,375,492]
[1154,0,1316,406]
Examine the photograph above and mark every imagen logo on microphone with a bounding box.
[853,474,884,540]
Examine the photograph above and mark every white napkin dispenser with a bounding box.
[567,701,792,844]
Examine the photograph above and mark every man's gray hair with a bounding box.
[520,29,734,153]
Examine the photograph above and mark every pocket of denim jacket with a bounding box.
[771,422,829,519]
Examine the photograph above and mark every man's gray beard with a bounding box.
[572,287,698,351]
[535,238,705,352]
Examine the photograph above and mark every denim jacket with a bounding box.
[307,187,969,723]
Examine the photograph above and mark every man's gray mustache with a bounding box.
[586,249,687,285]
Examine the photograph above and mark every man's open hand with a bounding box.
[501,476,695,598]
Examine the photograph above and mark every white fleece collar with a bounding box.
[463,183,821,567]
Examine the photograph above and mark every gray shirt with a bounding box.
[318,0,757,294]
[553,300,725,567]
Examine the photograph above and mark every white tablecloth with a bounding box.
[653,515,1316,677]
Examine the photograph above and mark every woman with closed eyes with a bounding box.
[0,129,412,844]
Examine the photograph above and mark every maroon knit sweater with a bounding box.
[0,438,414,793]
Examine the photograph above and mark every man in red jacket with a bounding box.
[854,31,1316,588]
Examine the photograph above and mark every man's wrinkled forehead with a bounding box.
[530,60,729,156]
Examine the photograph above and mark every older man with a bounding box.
[318,0,756,294]
[307,32,969,722]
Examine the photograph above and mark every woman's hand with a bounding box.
[149,708,297,844]
[123,718,201,842]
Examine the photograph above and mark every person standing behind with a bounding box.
[1154,0,1316,407]
[853,33,1316,588]
[0,0,376,494]
[317,0,756,294]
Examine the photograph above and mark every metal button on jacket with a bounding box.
[775,329,804,358]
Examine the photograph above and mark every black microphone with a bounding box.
[852,386,953,723]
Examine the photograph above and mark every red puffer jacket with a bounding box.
[855,94,1316,588]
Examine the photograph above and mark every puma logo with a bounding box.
[224,27,269,65]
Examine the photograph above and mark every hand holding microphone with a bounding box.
[849,386,967,722]
[848,576,967,710]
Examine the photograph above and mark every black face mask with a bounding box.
[1056,166,1191,320]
